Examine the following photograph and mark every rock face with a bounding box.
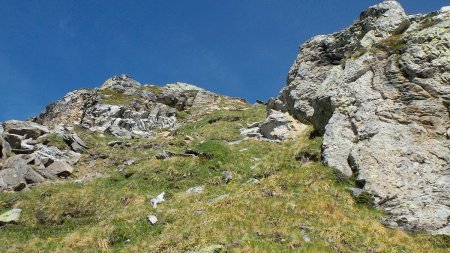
[269,1,450,234]
[34,75,240,139]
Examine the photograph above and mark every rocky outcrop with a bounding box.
[0,120,81,191]
[241,110,307,141]
[269,1,450,234]
[34,75,238,139]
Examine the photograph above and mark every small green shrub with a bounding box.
[374,34,406,54]
[355,191,375,206]
[418,19,438,30]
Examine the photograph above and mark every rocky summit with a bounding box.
[0,1,449,252]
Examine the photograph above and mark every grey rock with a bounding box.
[63,134,88,153]
[35,144,81,166]
[0,156,45,191]
[164,82,204,92]
[186,186,205,194]
[0,136,12,160]
[269,2,450,234]
[259,110,307,140]
[33,75,235,140]
[222,170,233,184]
[3,134,22,149]
[100,74,141,94]
[107,141,123,147]
[240,127,262,138]
[74,172,104,184]
[0,208,22,225]
[42,160,74,178]
[2,120,49,139]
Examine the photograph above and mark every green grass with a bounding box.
[0,106,448,252]
[374,34,407,55]
[99,89,140,107]
[37,133,68,151]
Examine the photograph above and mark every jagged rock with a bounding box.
[2,120,49,139]
[41,160,74,178]
[0,156,45,191]
[240,127,262,138]
[3,134,22,149]
[34,75,241,140]
[0,136,12,160]
[0,208,22,225]
[34,144,81,166]
[269,2,450,234]
[63,134,88,153]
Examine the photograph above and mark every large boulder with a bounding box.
[2,120,49,139]
[0,156,45,191]
[41,160,74,178]
[269,2,450,234]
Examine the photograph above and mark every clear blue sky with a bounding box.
[0,0,447,121]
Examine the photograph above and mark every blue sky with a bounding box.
[0,0,447,121]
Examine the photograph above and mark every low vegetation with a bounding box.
[0,105,448,252]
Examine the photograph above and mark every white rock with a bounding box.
[0,208,22,224]
[147,215,158,225]
[150,192,165,208]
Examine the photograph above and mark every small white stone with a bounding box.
[147,215,158,225]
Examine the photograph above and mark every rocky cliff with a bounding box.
[269,1,449,234]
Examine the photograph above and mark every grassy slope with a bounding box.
[0,105,448,252]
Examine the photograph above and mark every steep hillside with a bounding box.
[0,1,449,252]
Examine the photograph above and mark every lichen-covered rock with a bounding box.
[2,120,49,140]
[269,2,450,234]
